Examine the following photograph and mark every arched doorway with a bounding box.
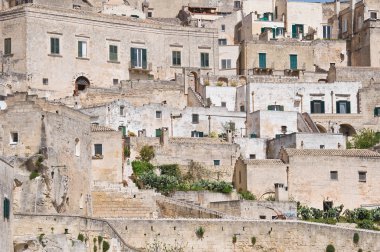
[339,124,356,137]
[316,124,327,133]
[74,76,90,96]
[189,71,199,93]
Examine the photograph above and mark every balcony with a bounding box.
[128,62,152,74]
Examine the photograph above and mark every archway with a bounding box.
[74,76,90,95]
[189,71,199,93]
[217,77,228,85]
[339,124,356,137]
[316,124,327,133]
[239,76,247,85]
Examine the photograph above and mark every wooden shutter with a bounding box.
[375,107,379,117]
[292,25,297,38]
[142,49,147,69]
[268,105,275,111]
[346,101,351,113]
[336,101,340,113]
[4,198,10,219]
[131,48,137,67]
[78,41,82,57]
[259,53,266,68]
[290,55,297,70]
[310,101,315,114]
[321,101,325,113]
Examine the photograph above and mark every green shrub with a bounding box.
[209,131,218,138]
[239,191,256,200]
[232,235,237,244]
[102,240,110,252]
[159,164,181,178]
[93,245,97,252]
[216,81,224,86]
[38,233,45,243]
[132,161,154,177]
[251,236,256,246]
[356,220,377,230]
[29,171,40,180]
[77,233,85,242]
[311,208,323,219]
[358,249,363,252]
[355,208,371,221]
[195,226,205,239]
[326,244,335,252]
[353,232,359,244]
[189,180,233,194]
[97,236,103,246]
[351,128,380,149]
[124,146,130,158]
[139,172,179,195]
[372,208,380,222]
[140,145,155,162]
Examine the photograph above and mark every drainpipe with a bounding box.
[331,91,334,114]
[251,91,255,112]
[296,92,303,113]
[245,41,249,137]
[208,115,211,135]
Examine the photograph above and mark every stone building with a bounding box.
[0,4,218,99]
[91,125,124,183]
[0,93,92,215]
[0,158,13,252]
[234,148,380,210]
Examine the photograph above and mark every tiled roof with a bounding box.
[283,148,380,157]
[169,137,233,145]
[91,125,115,132]
[244,159,284,165]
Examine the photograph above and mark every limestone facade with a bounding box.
[0,158,13,252]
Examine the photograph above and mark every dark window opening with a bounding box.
[10,132,18,143]
[323,201,333,212]
[94,144,103,156]
[113,79,119,85]
[43,78,48,85]
[156,111,162,119]
[221,102,226,107]
[249,154,256,159]
[359,171,367,182]
[330,171,338,180]
[4,38,11,55]
[214,160,220,166]
[310,100,325,114]
[259,215,266,219]
[3,197,10,219]
[192,114,199,124]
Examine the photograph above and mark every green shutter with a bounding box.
[50,38,54,54]
[142,49,147,69]
[259,53,266,68]
[272,28,276,39]
[290,55,297,70]
[78,41,82,57]
[268,105,274,111]
[55,39,60,54]
[292,25,297,38]
[375,107,379,117]
[131,48,137,67]
[321,101,325,113]
[310,101,315,114]
[261,27,265,33]
[205,53,209,67]
[155,129,162,137]
[346,101,351,114]
[3,198,10,219]
[279,105,284,111]
[336,101,340,114]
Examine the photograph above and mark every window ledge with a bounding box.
[108,60,120,64]
[3,53,13,57]
[48,54,63,58]
[92,155,104,160]
[201,67,212,70]
[76,57,90,61]
[9,142,18,145]
[170,65,182,68]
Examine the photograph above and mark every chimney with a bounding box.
[226,129,233,143]
[335,0,340,16]
[160,127,169,145]
[275,183,288,202]
[138,129,146,137]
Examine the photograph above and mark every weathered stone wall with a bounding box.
[0,159,14,252]
[172,190,239,208]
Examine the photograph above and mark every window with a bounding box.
[374,107,380,117]
[192,114,199,124]
[267,105,284,111]
[259,215,266,219]
[109,45,118,61]
[200,53,209,68]
[320,145,325,149]
[289,54,298,70]
[234,1,241,9]
[218,39,227,46]
[323,25,331,39]
[259,53,266,69]
[213,160,220,166]
[131,47,147,69]
[120,106,124,116]
[249,154,256,159]
[240,105,245,112]
[172,51,181,66]
[43,78,48,85]
[221,102,226,107]
[291,24,304,38]
[330,171,338,180]
[358,171,367,182]
[50,37,60,54]
[221,59,231,69]
[94,144,103,156]
[310,100,325,114]
[3,197,10,219]
[156,111,162,119]
[336,101,351,114]
[370,12,377,19]
[191,131,204,137]
[221,24,225,32]
[147,12,152,17]
[78,41,87,58]
[4,38,11,55]
[113,79,119,85]
[10,132,18,144]
[343,19,348,32]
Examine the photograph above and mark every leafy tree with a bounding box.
[349,129,380,149]
[132,161,154,177]
[140,145,155,162]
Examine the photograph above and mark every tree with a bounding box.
[349,129,380,149]
[140,145,155,162]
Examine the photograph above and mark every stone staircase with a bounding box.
[188,87,206,107]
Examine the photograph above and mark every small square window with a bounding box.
[120,106,125,116]
[240,105,245,112]
[359,171,367,182]
[320,145,325,149]
[221,102,226,107]
[370,12,377,19]
[113,79,119,85]
[94,144,103,156]
[148,12,152,17]
[10,132,18,144]
[156,111,162,119]
[43,78,48,85]
[221,24,225,32]
[259,215,266,219]
[213,160,220,166]
[192,114,199,124]
[218,39,227,46]
[330,171,338,180]
[249,154,256,159]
